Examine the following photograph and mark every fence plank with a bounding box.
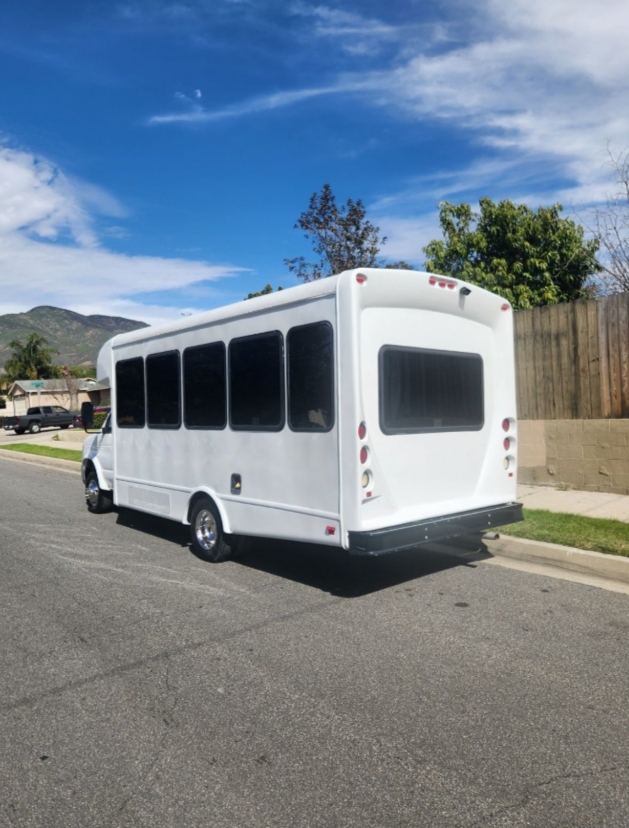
[608,294,623,417]
[523,308,537,419]
[587,298,602,419]
[619,293,629,417]
[598,296,612,418]
[513,312,529,419]
[537,306,556,420]
[574,300,591,419]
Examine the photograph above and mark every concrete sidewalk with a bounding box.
[517,483,629,522]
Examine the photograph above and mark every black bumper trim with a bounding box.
[348,502,523,556]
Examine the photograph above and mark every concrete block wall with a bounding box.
[518,420,629,494]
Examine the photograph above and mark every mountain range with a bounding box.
[0,306,148,367]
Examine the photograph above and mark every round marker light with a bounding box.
[358,422,367,440]
[503,437,511,451]
[502,418,510,432]
[503,457,510,470]
[361,471,370,488]
[360,446,369,464]
[356,274,367,284]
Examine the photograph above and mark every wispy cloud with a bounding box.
[0,144,246,323]
[147,77,380,125]
[290,4,402,54]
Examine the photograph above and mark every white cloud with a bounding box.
[0,145,245,323]
[147,78,379,125]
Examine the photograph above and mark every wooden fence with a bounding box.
[514,293,629,420]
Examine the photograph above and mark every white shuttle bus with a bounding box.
[82,269,523,561]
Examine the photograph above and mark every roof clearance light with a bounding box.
[438,281,446,288]
[447,282,456,289]
[358,422,367,440]
[360,446,369,464]
[501,303,510,311]
[429,277,437,286]
[356,274,367,284]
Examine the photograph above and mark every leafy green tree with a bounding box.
[69,365,97,378]
[285,183,410,282]
[3,333,61,383]
[423,199,600,308]
[245,284,284,300]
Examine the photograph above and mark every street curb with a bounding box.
[485,534,629,585]
[0,450,81,474]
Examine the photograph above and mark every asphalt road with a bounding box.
[1,457,629,828]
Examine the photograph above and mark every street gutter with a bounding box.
[484,534,629,586]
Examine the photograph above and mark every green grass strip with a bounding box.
[0,443,82,463]
[503,508,629,558]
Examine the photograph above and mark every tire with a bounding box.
[60,425,70,429]
[29,422,41,434]
[14,429,25,435]
[189,498,234,563]
[85,471,113,514]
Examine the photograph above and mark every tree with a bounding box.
[423,199,600,309]
[3,333,61,383]
[589,147,629,293]
[245,284,284,300]
[285,183,410,282]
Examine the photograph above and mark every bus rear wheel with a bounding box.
[190,498,234,563]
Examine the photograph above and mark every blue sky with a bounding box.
[0,0,627,324]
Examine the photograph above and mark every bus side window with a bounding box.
[183,342,226,429]
[229,331,284,431]
[287,322,334,432]
[146,351,181,429]
[116,357,146,428]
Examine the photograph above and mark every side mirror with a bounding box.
[81,401,94,430]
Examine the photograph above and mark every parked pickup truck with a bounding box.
[3,406,76,435]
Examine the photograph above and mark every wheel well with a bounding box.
[187,491,216,523]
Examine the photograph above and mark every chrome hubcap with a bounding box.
[195,509,217,551]
[85,479,100,507]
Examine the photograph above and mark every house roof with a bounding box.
[8,379,109,395]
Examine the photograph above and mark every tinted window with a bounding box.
[183,342,226,428]
[229,332,284,430]
[116,357,145,427]
[380,347,484,433]
[147,351,181,428]
[287,322,334,431]
[42,407,53,414]
[53,406,67,413]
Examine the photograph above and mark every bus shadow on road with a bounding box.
[235,536,491,598]
[114,508,490,598]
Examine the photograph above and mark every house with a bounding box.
[6,379,109,415]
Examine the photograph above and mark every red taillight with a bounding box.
[358,422,367,440]
[502,418,510,432]
[503,437,510,450]
[360,446,369,464]
[501,303,510,311]
[356,274,367,284]
[429,277,436,285]
[326,526,336,535]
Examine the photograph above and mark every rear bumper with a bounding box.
[348,501,523,556]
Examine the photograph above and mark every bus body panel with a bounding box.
[84,269,521,553]
[111,294,341,544]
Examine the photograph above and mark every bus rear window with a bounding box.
[379,347,484,433]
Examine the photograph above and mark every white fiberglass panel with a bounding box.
[359,306,516,528]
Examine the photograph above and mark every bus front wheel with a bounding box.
[190,498,234,563]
